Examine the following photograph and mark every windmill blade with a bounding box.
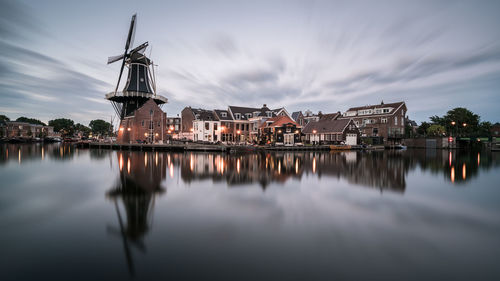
[125,14,137,50]
[108,54,125,64]
[129,42,148,55]
[114,54,127,96]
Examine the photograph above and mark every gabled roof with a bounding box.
[228,104,278,120]
[319,112,340,120]
[191,108,217,121]
[260,115,299,129]
[346,101,405,112]
[291,111,303,121]
[214,109,233,121]
[302,119,352,134]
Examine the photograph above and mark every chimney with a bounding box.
[263,104,267,107]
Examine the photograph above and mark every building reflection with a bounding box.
[180,151,409,192]
[0,143,80,164]
[106,151,166,276]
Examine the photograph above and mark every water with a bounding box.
[1,144,499,281]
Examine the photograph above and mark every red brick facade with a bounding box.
[117,99,167,143]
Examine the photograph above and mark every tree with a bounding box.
[417,122,430,136]
[431,107,480,137]
[427,124,446,137]
[0,115,9,122]
[16,117,46,126]
[49,118,75,136]
[75,123,91,137]
[89,119,112,136]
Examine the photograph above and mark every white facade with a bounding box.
[193,120,222,142]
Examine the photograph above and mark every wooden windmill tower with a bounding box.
[106,14,168,143]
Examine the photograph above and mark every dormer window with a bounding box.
[266,111,272,117]
[221,112,227,117]
[246,113,252,119]
[235,113,241,120]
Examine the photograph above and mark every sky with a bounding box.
[1,0,499,126]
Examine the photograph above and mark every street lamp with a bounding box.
[237,130,241,144]
[312,129,317,145]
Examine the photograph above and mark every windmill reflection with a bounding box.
[106,151,166,276]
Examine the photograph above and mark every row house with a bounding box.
[192,111,221,142]
[259,115,302,146]
[181,104,291,143]
[180,107,216,140]
[339,101,407,142]
[302,119,360,145]
[166,116,181,135]
[3,121,54,138]
[228,104,291,143]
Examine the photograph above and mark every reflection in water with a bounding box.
[106,151,166,276]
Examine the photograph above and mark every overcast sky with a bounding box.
[1,0,499,125]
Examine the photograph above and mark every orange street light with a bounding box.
[237,130,241,135]
[144,133,148,137]
[312,129,317,134]
[463,123,467,127]
[119,127,124,131]
[127,127,131,131]
[167,130,171,133]
[169,126,174,131]
[451,121,456,126]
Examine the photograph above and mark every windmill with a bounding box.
[105,14,167,120]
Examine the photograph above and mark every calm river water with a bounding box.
[1,144,500,281]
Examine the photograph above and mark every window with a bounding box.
[142,120,145,127]
[235,113,241,120]
[150,109,153,116]
[401,117,404,126]
[394,117,398,125]
[246,124,249,131]
[158,121,160,127]
[383,108,390,113]
[381,118,387,124]
[205,122,210,130]
[266,111,272,117]
[286,127,291,133]
[149,121,153,129]
[236,124,240,130]
[373,128,378,135]
[246,113,252,119]
[214,123,218,131]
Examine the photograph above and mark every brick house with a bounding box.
[259,115,302,146]
[117,98,167,143]
[166,116,181,137]
[4,121,54,138]
[228,104,290,143]
[339,101,407,142]
[302,119,359,145]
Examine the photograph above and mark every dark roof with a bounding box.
[346,101,405,112]
[259,116,299,129]
[291,111,302,121]
[302,119,351,134]
[192,108,217,121]
[229,105,277,120]
[319,112,340,121]
[214,109,233,121]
